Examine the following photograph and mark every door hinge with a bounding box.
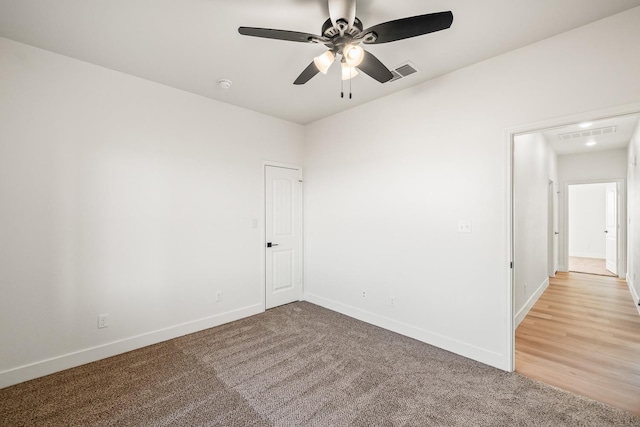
[510,262,513,269]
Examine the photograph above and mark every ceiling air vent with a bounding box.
[388,62,419,83]
[558,126,617,140]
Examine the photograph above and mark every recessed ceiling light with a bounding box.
[217,79,232,89]
[579,122,593,128]
[585,141,596,146]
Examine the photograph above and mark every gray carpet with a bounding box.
[1,302,638,426]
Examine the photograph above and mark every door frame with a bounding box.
[563,179,625,277]
[505,101,640,372]
[261,161,304,310]
[547,179,558,277]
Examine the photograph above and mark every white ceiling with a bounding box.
[542,114,640,156]
[1,0,640,124]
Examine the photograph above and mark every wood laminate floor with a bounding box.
[516,272,640,416]
[568,256,616,277]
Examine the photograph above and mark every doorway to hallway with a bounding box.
[566,182,617,277]
[508,105,640,383]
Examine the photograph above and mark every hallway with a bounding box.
[516,272,640,416]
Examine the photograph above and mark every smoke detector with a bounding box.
[217,79,232,89]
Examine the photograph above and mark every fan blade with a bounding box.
[294,62,320,85]
[328,0,356,29]
[357,50,393,83]
[362,11,453,44]
[238,27,318,43]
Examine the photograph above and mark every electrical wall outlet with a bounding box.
[524,282,528,294]
[98,314,109,329]
[362,290,366,299]
[216,290,223,302]
[390,297,396,307]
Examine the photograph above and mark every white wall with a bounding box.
[513,133,557,326]
[0,37,303,387]
[557,149,627,271]
[628,121,640,306]
[568,183,607,258]
[303,7,640,370]
[558,149,628,182]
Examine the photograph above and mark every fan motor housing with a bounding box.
[321,17,363,39]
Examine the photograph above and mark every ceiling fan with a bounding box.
[238,0,453,85]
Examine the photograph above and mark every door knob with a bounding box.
[554,232,559,235]
[266,242,279,248]
[604,230,608,234]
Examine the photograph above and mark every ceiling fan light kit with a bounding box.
[343,44,364,67]
[341,63,358,80]
[238,0,453,93]
[313,50,335,74]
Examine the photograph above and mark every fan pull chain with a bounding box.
[339,68,356,99]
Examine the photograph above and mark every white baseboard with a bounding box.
[568,253,606,259]
[0,303,264,389]
[303,293,507,371]
[515,278,549,328]
[627,274,640,315]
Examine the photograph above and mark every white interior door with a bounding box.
[265,165,302,309]
[605,183,617,275]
